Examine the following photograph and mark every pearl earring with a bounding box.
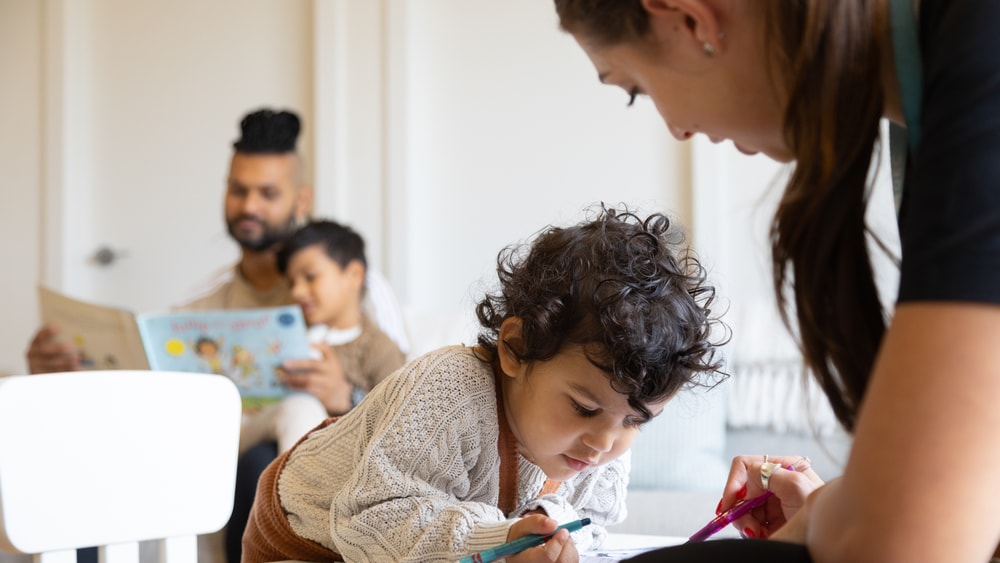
[703,42,716,57]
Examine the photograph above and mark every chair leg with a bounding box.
[76,547,98,563]
[157,536,196,563]
[98,542,138,563]
[36,550,75,563]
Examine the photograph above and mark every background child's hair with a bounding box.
[476,205,725,418]
[276,219,367,275]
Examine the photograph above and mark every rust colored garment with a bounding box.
[495,358,560,514]
[242,417,343,563]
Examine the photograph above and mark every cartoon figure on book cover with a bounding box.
[230,345,265,389]
[194,336,226,376]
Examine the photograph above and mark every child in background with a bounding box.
[237,219,405,455]
[242,206,725,563]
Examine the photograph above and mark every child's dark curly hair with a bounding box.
[476,205,726,419]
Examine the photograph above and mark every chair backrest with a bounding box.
[0,371,242,563]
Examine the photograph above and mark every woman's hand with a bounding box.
[506,513,579,563]
[280,343,353,415]
[769,476,840,544]
[717,454,824,539]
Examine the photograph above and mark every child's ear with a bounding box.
[345,260,366,286]
[497,317,527,378]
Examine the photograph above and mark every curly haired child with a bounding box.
[242,206,725,563]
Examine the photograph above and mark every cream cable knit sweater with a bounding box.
[277,345,629,562]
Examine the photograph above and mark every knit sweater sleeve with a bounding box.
[287,347,513,562]
[514,451,630,552]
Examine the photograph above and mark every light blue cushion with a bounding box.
[627,382,728,491]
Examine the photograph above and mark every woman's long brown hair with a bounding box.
[555,1,889,431]
[765,2,887,432]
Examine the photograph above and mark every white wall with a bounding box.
[6,1,687,321]
[1,1,895,384]
[388,0,684,316]
[0,0,42,376]
[311,1,387,266]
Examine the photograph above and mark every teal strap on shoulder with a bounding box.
[890,0,923,153]
[888,122,908,212]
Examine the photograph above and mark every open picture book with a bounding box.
[38,285,312,410]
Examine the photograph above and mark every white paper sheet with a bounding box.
[581,533,684,562]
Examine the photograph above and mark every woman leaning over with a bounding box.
[555,1,1000,562]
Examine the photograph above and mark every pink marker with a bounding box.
[687,457,810,542]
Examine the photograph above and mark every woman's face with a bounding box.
[570,8,792,162]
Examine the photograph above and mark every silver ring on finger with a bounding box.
[760,461,780,491]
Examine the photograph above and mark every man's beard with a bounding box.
[226,213,298,252]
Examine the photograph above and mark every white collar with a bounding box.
[307,323,362,346]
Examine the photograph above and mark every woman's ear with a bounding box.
[641,0,724,57]
[497,317,526,379]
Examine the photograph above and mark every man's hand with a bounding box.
[26,325,79,374]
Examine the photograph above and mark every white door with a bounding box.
[45,0,314,315]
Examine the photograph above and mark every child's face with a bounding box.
[287,244,364,327]
[501,344,668,481]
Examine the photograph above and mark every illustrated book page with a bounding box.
[136,305,312,410]
[37,285,149,370]
[38,286,313,410]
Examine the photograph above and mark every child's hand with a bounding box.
[280,343,353,415]
[506,514,579,563]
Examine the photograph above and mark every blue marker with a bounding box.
[459,518,591,563]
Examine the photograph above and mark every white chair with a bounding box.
[0,371,242,563]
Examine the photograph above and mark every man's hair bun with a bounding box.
[233,108,301,153]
